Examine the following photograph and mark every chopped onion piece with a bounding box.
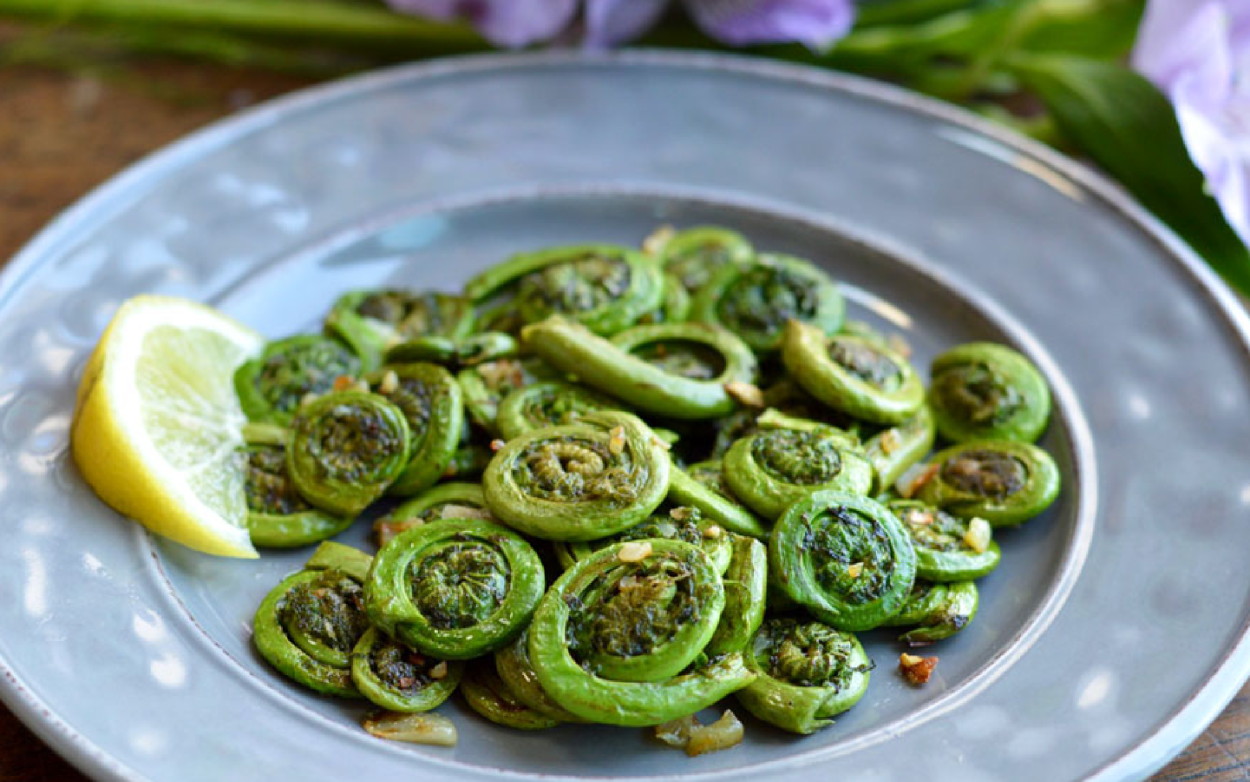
[363,711,457,746]
[438,504,493,520]
[685,711,744,757]
[643,225,676,256]
[653,714,696,748]
[895,462,939,498]
[964,517,992,553]
[618,541,653,563]
[724,381,764,408]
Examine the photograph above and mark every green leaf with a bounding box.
[823,0,1139,90]
[1011,54,1250,294]
[829,3,1016,64]
[853,0,999,28]
[1017,0,1144,59]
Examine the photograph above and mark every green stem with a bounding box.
[949,0,1042,100]
[0,0,487,53]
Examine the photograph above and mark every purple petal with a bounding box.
[385,0,578,48]
[585,0,670,47]
[1133,0,1250,246]
[684,0,854,50]
[1174,84,1250,246]
[1133,0,1229,98]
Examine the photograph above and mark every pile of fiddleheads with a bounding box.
[241,224,1061,749]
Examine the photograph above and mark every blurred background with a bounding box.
[2,0,1248,296]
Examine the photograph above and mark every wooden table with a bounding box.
[0,48,1244,782]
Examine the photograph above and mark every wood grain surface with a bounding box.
[0,36,1242,782]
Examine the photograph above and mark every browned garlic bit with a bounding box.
[654,714,697,748]
[904,508,934,527]
[377,369,400,395]
[899,653,938,686]
[669,507,693,521]
[609,426,627,455]
[845,562,864,579]
[895,462,939,498]
[618,540,653,563]
[879,428,902,455]
[724,381,765,408]
[887,333,912,359]
[429,661,449,680]
[373,517,423,547]
[642,225,676,256]
[362,711,457,746]
[489,439,506,452]
[472,359,522,387]
[963,517,992,553]
[438,504,493,520]
[701,524,723,540]
[331,375,356,393]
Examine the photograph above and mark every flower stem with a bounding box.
[0,0,487,53]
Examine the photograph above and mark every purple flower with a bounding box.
[386,0,854,51]
[1134,0,1250,245]
[385,0,579,48]
[684,0,855,50]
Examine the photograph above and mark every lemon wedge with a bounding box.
[72,295,265,558]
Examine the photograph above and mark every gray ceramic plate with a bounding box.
[1,50,1248,782]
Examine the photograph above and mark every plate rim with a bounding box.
[2,48,1247,782]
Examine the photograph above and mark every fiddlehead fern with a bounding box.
[735,618,872,734]
[384,332,520,368]
[723,410,873,519]
[494,629,586,723]
[667,461,769,539]
[705,534,767,656]
[887,499,1001,581]
[863,406,936,495]
[350,627,463,712]
[551,508,733,574]
[325,289,475,370]
[612,322,757,385]
[364,362,463,496]
[444,441,494,481]
[913,440,1060,526]
[782,320,925,425]
[709,379,861,460]
[286,391,411,517]
[464,245,663,335]
[461,662,561,730]
[241,423,351,548]
[656,226,755,294]
[528,539,755,726]
[637,273,692,325]
[252,542,374,697]
[522,317,756,420]
[769,492,917,631]
[482,411,671,541]
[372,482,490,546]
[882,580,979,645]
[928,342,1051,443]
[496,381,620,440]
[233,335,361,425]
[458,358,556,435]
[365,517,544,659]
[690,254,844,353]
